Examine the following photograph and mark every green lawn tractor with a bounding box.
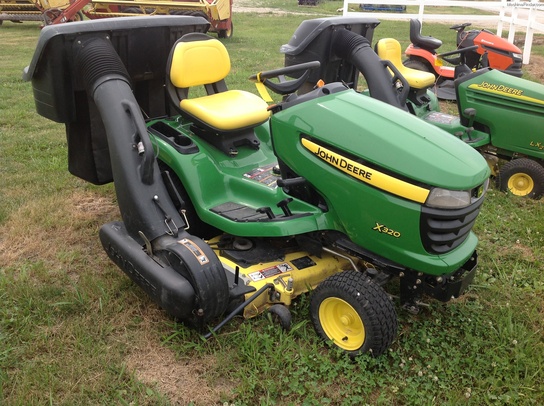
[281,17,544,199]
[24,16,489,356]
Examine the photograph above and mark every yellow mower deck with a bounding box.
[213,242,356,319]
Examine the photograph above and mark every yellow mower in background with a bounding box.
[0,0,233,38]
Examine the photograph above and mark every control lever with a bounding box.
[277,198,293,217]
[257,207,275,219]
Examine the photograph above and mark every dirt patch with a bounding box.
[522,53,544,82]
[125,341,232,405]
[0,188,119,271]
[123,306,234,405]
[232,0,320,15]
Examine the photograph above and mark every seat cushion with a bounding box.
[398,66,436,89]
[180,90,270,131]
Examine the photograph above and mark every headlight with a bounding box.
[426,179,489,209]
[426,188,471,209]
[513,53,523,61]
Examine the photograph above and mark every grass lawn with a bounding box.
[1,1,543,405]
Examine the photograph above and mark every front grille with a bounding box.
[420,190,486,254]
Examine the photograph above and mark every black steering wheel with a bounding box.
[450,22,472,31]
[249,61,321,95]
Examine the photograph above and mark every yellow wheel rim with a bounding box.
[319,297,365,351]
[508,173,534,196]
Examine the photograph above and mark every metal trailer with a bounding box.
[0,0,82,25]
[1,0,233,38]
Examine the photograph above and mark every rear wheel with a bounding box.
[156,236,229,324]
[218,22,233,39]
[497,158,544,199]
[310,270,397,357]
[71,11,84,22]
[403,58,435,76]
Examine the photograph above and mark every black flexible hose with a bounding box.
[73,35,184,241]
[74,36,132,96]
[333,29,407,110]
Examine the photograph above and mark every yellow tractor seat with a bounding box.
[375,38,436,90]
[166,33,271,155]
[179,90,269,132]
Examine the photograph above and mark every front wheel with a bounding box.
[268,304,292,330]
[497,158,544,199]
[310,270,397,357]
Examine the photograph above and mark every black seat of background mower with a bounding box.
[166,32,271,156]
[410,19,442,51]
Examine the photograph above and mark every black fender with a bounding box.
[100,222,197,321]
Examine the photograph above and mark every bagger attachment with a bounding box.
[23,16,230,324]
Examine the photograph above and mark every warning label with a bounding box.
[178,238,209,265]
[248,263,292,281]
[425,112,457,125]
[243,164,279,188]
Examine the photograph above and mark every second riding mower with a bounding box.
[24,16,490,356]
[280,17,544,199]
[404,19,523,100]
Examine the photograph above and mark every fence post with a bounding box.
[522,1,537,64]
[497,0,506,37]
[418,0,425,22]
[508,4,519,44]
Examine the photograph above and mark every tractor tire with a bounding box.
[310,270,397,357]
[71,11,84,22]
[403,58,435,76]
[268,304,292,330]
[497,158,544,199]
[122,7,143,14]
[218,22,233,39]
[157,236,230,324]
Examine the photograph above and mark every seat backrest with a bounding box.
[375,38,403,68]
[409,19,442,50]
[169,33,230,90]
[409,18,423,46]
[376,38,436,90]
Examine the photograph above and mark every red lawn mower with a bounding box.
[404,19,523,100]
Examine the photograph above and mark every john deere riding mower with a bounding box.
[24,16,489,356]
[281,17,544,199]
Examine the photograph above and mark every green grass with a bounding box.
[1,4,544,405]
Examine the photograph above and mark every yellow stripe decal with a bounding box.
[468,83,544,105]
[301,138,429,203]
